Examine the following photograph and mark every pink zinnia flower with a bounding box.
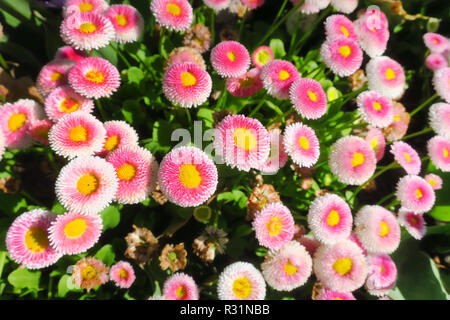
[329,136,376,185]
[396,175,435,214]
[429,103,450,139]
[163,62,212,108]
[423,33,449,54]
[44,85,94,121]
[217,262,266,300]
[260,60,300,100]
[163,273,199,300]
[365,127,386,161]
[211,41,250,78]
[330,0,357,14]
[390,141,421,175]
[357,90,394,128]
[425,173,443,190]
[398,208,427,240]
[283,123,320,168]
[36,59,75,97]
[56,156,119,215]
[158,146,218,207]
[68,57,121,99]
[366,56,406,100]
[257,129,288,174]
[98,120,139,157]
[110,261,136,289]
[29,119,53,145]
[324,14,357,41]
[226,68,263,98]
[425,53,448,72]
[365,254,397,297]
[241,0,265,10]
[354,8,389,58]
[150,0,193,32]
[320,37,363,77]
[54,46,88,63]
[49,211,102,255]
[6,210,62,269]
[105,5,144,44]
[433,67,450,103]
[315,287,356,300]
[252,46,274,69]
[290,78,327,120]
[428,135,450,171]
[62,0,109,17]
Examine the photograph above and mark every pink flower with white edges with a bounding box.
[105,5,144,44]
[320,37,363,77]
[313,240,368,293]
[425,173,443,190]
[366,56,406,100]
[329,136,376,185]
[166,47,206,70]
[257,129,288,174]
[423,33,449,54]
[425,53,448,72]
[62,0,108,17]
[106,146,159,204]
[158,146,218,207]
[252,46,274,69]
[217,262,266,300]
[348,232,367,255]
[283,122,320,168]
[384,102,410,141]
[56,156,119,215]
[36,59,75,97]
[0,99,44,149]
[308,194,353,245]
[203,0,231,12]
[354,8,389,58]
[398,209,427,240]
[241,0,265,10]
[365,254,397,297]
[44,85,94,121]
[49,211,102,255]
[29,119,53,145]
[68,57,121,99]
[365,127,386,161]
[297,2,319,15]
[433,67,450,103]
[163,273,199,300]
[6,210,62,269]
[315,287,356,300]
[428,135,450,171]
[211,41,251,78]
[0,130,5,161]
[290,78,327,120]
[396,175,435,214]
[324,14,357,41]
[390,141,421,175]
[354,205,401,254]
[297,234,320,257]
[110,261,136,289]
[356,90,394,128]
[260,60,301,100]
[226,68,263,98]
[252,202,295,250]
[330,0,357,14]
[214,115,270,171]
[97,120,139,157]
[55,46,88,63]
[261,241,312,292]
[150,0,193,32]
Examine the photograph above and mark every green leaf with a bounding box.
[233,224,253,238]
[57,275,71,298]
[100,205,120,230]
[269,39,286,59]
[430,205,450,222]
[255,247,268,257]
[8,268,41,290]
[127,66,145,84]
[94,244,115,266]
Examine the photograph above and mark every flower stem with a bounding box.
[249,95,267,117]
[387,127,433,145]
[376,193,395,206]
[210,9,215,46]
[409,93,439,117]
[112,43,131,68]
[238,10,248,41]
[96,100,108,121]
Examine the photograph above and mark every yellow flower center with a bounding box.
[238,77,255,88]
[298,136,309,150]
[333,297,343,300]
[338,45,351,58]
[68,126,88,142]
[257,50,270,64]
[340,26,350,37]
[385,68,396,80]
[428,178,436,187]
[232,277,252,299]
[51,72,63,82]
[394,114,402,122]
[333,257,353,276]
[403,153,412,163]
[167,3,181,16]
[307,90,318,102]
[371,138,378,150]
[443,148,449,158]
[279,70,290,81]
[283,259,298,276]
[179,164,202,188]
[227,51,236,62]
[104,135,120,151]
[115,14,128,27]
[380,265,386,274]
[327,209,340,227]
[373,101,382,111]
[79,2,94,12]
[180,71,197,87]
[24,226,48,253]
[64,218,87,239]
[7,113,27,132]
[415,188,423,199]
[118,269,128,279]
[410,217,418,225]
[79,22,97,34]
[76,173,99,195]
[351,152,365,167]
[233,128,257,151]
[60,98,80,113]
[175,285,187,298]
[266,216,283,236]
[116,163,137,181]
[81,265,97,280]
[379,221,389,237]
[85,70,105,84]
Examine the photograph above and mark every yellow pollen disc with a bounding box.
[85,70,105,84]
[338,45,351,58]
[410,217,418,225]
[24,226,48,253]
[176,286,187,298]
[232,277,252,299]
[51,72,63,82]
[115,14,128,27]
[379,221,390,237]
[116,163,137,181]
[307,90,318,102]
[79,22,97,34]
[415,188,423,199]
[76,173,99,195]
[333,297,343,300]
[69,126,88,142]
[351,152,365,167]
[380,266,386,274]
[179,164,202,188]
[167,3,181,16]
[118,269,129,279]
[283,259,298,276]
[443,148,449,158]
[373,101,382,111]
[394,114,402,122]
[60,98,80,113]
[403,153,412,163]
[385,68,396,80]
[340,26,350,37]
[233,128,257,151]
[428,179,436,187]
[7,113,27,132]
[79,2,94,12]
[227,51,236,62]
[257,50,270,64]
[104,135,120,151]
[238,77,255,88]
[433,39,439,44]
[298,136,310,150]
[371,138,378,150]
[266,216,283,236]
[81,265,97,280]
[279,70,290,81]
[180,71,197,87]
[64,218,87,239]
[327,209,340,227]
[333,257,353,276]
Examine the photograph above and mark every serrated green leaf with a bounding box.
[127,66,144,84]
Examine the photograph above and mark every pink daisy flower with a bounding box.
[163,62,212,108]
[257,129,288,174]
[106,146,159,204]
[36,59,75,98]
[72,257,109,292]
[297,2,320,15]
[354,8,389,58]
[150,0,193,32]
[109,261,136,289]
[166,47,206,70]
[428,136,450,171]
[365,253,397,297]
[217,262,266,300]
[330,0,357,14]
[290,78,327,120]
[68,57,121,99]
[365,127,386,161]
[211,41,250,78]
[308,194,353,245]
[396,175,436,214]
[356,90,394,128]
[366,56,406,100]
[0,99,44,149]
[384,102,410,141]
[49,211,102,255]
[29,119,53,145]
[158,146,218,207]
[214,114,270,171]
[62,0,108,17]
[97,120,139,157]
[252,46,274,69]
[313,240,368,293]
[320,37,363,77]
[60,12,115,51]
[203,0,231,11]
[348,232,367,255]
[48,111,106,159]
[296,234,320,257]
[423,33,449,54]
[283,123,320,168]
[315,287,356,300]
[105,5,144,44]
[44,85,94,121]
[425,53,448,72]
[55,46,88,63]
[433,67,450,103]
[252,202,295,250]
[324,14,357,41]
[261,241,312,292]
[56,156,119,215]
[398,208,427,240]
[226,68,263,98]
[424,173,443,190]
[163,273,199,300]
[6,209,61,269]
[390,141,421,175]
[329,136,376,185]
[260,60,300,100]
[0,130,5,161]
[241,0,265,10]
[354,205,401,254]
